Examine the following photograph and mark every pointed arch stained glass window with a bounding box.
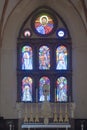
[56,46,67,70]
[22,46,33,70]
[17,7,72,103]
[56,77,67,102]
[21,77,33,102]
[39,76,50,102]
[39,46,50,70]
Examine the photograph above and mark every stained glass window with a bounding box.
[56,46,67,70]
[57,28,66,38]
[39,76,50,101]
[23,29,31,37]
[39,46,50,70]
[22,46,33,70]
[17,7,72,103]
[56,77,67,102]
[21,77,33,102]
[34,14,54,35]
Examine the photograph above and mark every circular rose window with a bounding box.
[34,14,54,35]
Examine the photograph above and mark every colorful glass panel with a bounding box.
[56,46,67,70]
[23,29,31,37]
[39,76,50,101]
[56,77,67,102]
[39,46,50,70]
[21,77,32,102]
[35,14,54,35]
[57,28,66,38]
[22,46,33,70]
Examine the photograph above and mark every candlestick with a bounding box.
[25,103,27,114]
[35,103,39,122]
[36,88,38,102]
[24,103,28,123]
[64,103,69,122]
[55,88,56,102]
[29,104,34,122]
[53,103,58,122]
[59,103,63,122]
[24,114,28,123]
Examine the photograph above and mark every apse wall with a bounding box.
[0,0,87,119]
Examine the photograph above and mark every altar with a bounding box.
[16,85,75,130]
[16,101,75,130]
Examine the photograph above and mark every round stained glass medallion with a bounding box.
[34,14,54,35]
[23,29,31,37]
[57,28,66,38]
[58,30,64,37]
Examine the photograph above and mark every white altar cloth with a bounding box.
[21,123,71,129]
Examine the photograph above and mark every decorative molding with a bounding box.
[0,0,9,47]
[82,0,87,22]
[68,0,87,32]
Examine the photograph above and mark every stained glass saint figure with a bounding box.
[35,15,54,35]
[56,77,67,102]
[39,46,50,70]
[39,76,50,101]
[22,46,33,70]
[56,46,67,70]
[22,77,32,102]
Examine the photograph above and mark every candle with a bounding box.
[55,88,56,102]
[30,104,33,113]
[60,103,61,112]
[36,88,38,102]
[25,103,27,114]
[65,103,67,113]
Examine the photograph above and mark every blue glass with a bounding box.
[56,46,67,70]
[56,77,67,102]
[56,28,66,38]
[39,76,50,101]
[35,15,54,35]
[21,77,32,102]
[22,46,33,70]
[39,46,50,70]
